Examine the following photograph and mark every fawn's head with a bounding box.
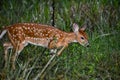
[72,23,89,47]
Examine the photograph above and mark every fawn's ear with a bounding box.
[72,23,79,33]
[80,24,87,31]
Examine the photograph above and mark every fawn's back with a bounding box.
[6,23,66,49]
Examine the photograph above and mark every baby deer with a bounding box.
[0,23,89,69]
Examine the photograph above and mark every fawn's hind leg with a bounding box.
[11,43,25,69]
[3,42,13,68]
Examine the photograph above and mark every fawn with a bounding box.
[0,23,89,69]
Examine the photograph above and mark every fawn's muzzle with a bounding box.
[85,42,89,47]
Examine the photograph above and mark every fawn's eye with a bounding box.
[81,37,84,40]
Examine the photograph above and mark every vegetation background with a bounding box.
[0,0,120,80]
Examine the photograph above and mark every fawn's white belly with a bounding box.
[25,37,50,48]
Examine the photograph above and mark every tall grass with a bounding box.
[0,0,120,80]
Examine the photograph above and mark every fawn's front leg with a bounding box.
[49,38,68,56]
[3,42,13,68]
[48,37,58,54]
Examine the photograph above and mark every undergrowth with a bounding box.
[0,0,120,80]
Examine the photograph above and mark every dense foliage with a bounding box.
[0,0,120,80]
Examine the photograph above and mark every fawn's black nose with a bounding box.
[86,42,89,47]
[86,44,89,47]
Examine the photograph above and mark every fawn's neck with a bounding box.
[65,32,77,43]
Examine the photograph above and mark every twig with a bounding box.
[33,45,66,80]
[93,32,117,41]
[33,54,56,80]
[51,0,55,26]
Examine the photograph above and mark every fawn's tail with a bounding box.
[0,29,7,39]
